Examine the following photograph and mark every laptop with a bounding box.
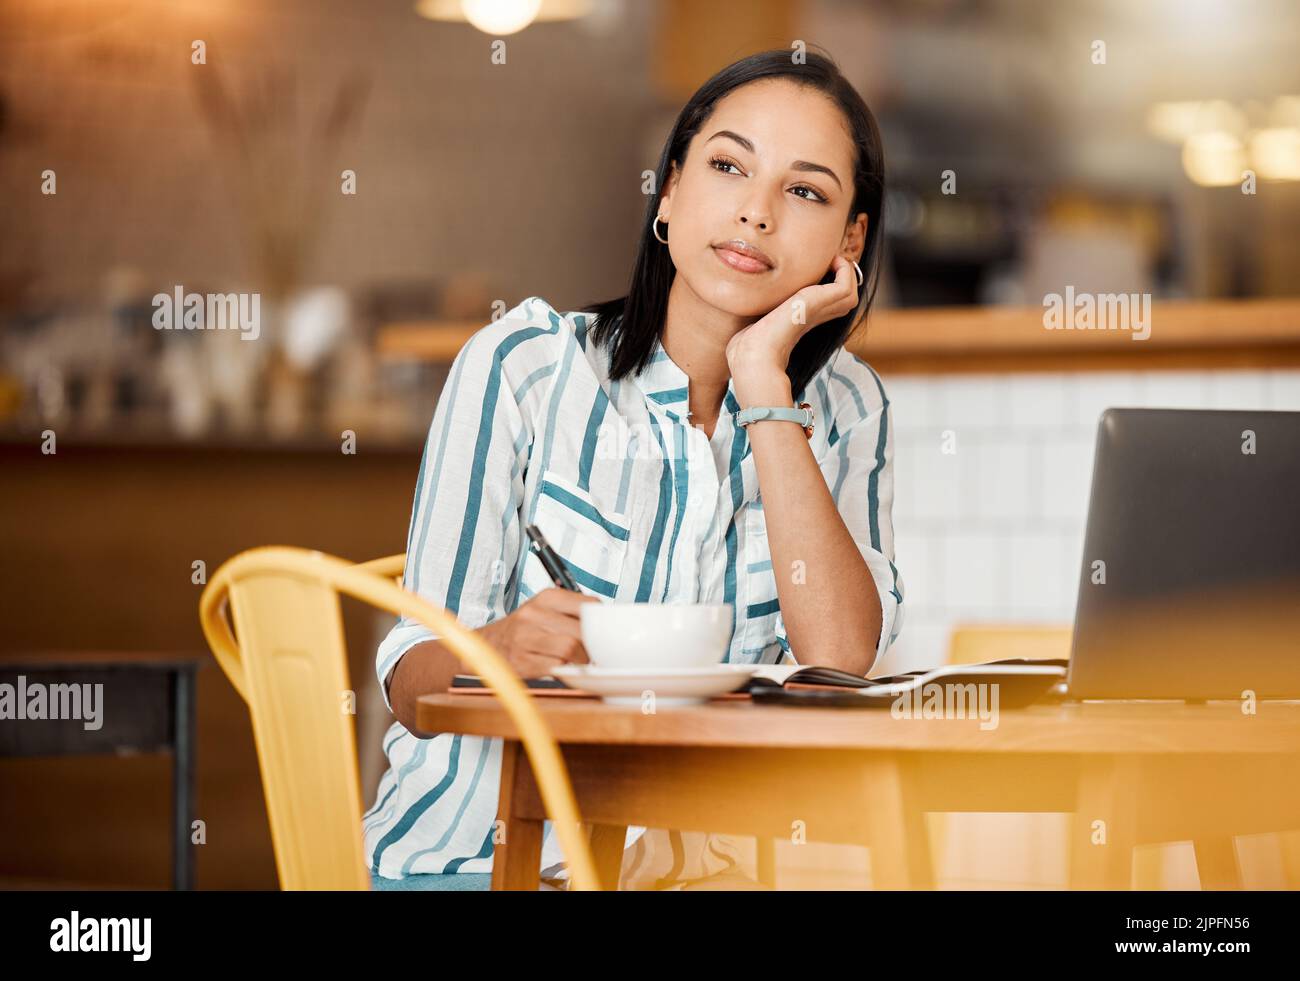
[1063,407,1300,700]
[753,406,1300,709]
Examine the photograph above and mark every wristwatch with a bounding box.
[734,402,815,440]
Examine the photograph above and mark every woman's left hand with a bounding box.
[725,253,859,380]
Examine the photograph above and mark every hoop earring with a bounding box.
[653,214,669,244]
[851,259,863,288]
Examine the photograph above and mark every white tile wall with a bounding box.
[1271,371,1300,408]
[1008,532,1077,614]
[1069,371,1147,429]
[941,533,1007,613]
[884,377,934,431]
[1040,435,1094,523]
[884,368,1300,672]
[896,537,943,618]
[972,439,1033,521]
[1006,375,1071,430]
[937,376,1007,428]
[1206,371,1275,409]
[906,432,967,521]
[1141,371,1210,409]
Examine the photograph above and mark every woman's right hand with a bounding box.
[476,587,601,678]
[388,588,602,732]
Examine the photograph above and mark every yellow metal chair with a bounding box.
[920,625,1072,887]
[947,623,1072,666]
[198,546,599,890]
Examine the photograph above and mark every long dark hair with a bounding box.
[582,46,886,402]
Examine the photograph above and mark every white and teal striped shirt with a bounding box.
[365,295,903,887]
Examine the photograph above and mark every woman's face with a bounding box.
[658,78,868,319]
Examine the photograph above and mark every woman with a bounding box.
[366,46,903,890]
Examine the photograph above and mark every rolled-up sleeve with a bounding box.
[775,354,904,671]
[376,312,549,714]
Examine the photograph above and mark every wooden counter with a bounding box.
[377,298,1300,374]
[0,438,421,889]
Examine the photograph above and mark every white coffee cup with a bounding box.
[579,603,733,670]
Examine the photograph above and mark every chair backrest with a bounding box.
[947,623,1072,665]
[199,546,599,890]
[213,552,367,889]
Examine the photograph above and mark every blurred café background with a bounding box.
[2,0,1299,890]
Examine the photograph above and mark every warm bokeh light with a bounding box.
[1250,126,1300,180]
[414,0,593,35]
[460,0,541,34]
[1150,97,1300,184]
[1181,130,1247,186]
[1147,99,1246,144]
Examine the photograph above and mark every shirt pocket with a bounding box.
[526,467,634,600]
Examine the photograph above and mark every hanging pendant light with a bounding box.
[414,0,593,36]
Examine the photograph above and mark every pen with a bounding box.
[524,524,580,592]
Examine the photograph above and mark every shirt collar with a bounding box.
[633,334,742,429]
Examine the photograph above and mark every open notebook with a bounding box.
[449,658,1068,703]
[744,658,1069,708]
[450,674,585,695]
[745,658,1068,693]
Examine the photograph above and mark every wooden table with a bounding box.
[416,693,1300,890]
[0,651,202,890]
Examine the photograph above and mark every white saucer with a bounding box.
[551,664,757,706]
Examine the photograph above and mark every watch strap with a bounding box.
[734,402,814,438]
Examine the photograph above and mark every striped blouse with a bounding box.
[364,295,903,888]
